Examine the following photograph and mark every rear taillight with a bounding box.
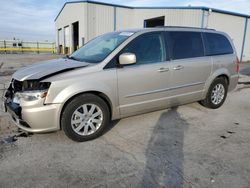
[236,57,240,73]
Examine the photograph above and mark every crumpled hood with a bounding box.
[13,58,90,81]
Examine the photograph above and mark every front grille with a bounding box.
[19,120,31,128]
[6,101,22,117]
[5,79,23,99]
[12,79,23,92]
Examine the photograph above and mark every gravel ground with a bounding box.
[0,54,63,138]
[0,54,250,188]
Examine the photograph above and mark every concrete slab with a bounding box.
[0,55,250,188]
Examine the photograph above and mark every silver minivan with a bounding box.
[4,27,239,141]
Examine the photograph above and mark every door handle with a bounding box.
[173,65,184,70]
[157,67,169,72]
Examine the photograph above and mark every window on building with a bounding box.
[203,33,233,56]
[166,31,204,60]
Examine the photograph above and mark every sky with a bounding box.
[0,0,249,42]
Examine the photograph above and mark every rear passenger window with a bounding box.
[167,32,204,60]
[203,33,233,56]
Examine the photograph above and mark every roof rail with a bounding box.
[155,26,216,30]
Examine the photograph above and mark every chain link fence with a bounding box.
[0,40,55,54]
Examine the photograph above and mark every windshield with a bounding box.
[70,32,133,63]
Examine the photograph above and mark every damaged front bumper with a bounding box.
[4,81,61,133]
[4,99,61,133]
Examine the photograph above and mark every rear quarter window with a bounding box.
[203,33,234,56]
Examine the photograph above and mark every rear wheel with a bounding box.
[200,77,228,109]
[61,94,110,142]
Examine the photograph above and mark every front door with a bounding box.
[117,32,173,117]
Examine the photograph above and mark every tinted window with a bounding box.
[203,33,233,56]
[122,32,164,65]
[167,31,204,60]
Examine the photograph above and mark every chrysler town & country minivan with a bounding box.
[4,27,239,141]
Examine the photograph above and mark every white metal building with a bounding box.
[55,0,250,62]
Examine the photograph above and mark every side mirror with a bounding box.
[119,53,136,65]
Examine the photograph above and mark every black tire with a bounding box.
[200,77,228,109]
[61,94,110,142]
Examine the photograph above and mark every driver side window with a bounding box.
[122,32,165,65]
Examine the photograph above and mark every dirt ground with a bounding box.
[0,54,250,188]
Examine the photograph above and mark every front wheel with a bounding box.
[61,94,110,142]
[200,77,228,109]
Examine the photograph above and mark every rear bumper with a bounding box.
[228,74,239,91]
[4,99,61,133]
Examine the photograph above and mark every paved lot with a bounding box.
[0,54,250,188]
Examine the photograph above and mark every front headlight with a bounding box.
[10,80,51,104]
[13,90,48,104]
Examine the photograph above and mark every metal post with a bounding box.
[4,40,6,54]
[240,17,248,63]
[82,37,85,47]
[113,7,116,31]
[37,42,39,54]
[21,41,23,54]
[52,43,54,54]
[62,27,65,54]
[201,9,205,28]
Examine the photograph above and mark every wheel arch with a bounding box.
[217,74,229,85]
[203,69,230,99]
[59,91,113,129]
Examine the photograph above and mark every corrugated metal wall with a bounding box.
[116,7,134,30]
[55,2,250,61]
[116,8,202,28]
[87,7,203,46]
[55,3,87,52]
[87,4,114,40]
[133,9,202,28]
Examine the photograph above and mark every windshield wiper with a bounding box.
[65,55,78,61]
